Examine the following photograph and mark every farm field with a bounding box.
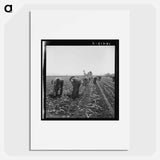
[45,76,115,119]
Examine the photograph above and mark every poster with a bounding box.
[30,10,129,150]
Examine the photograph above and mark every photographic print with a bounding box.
[41,40,119,120]
[31,10,129,150]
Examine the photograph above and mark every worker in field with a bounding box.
[88,71,93,82]
[82,77,89,86]
[93,76,101,85]
[97,76,102,81]
[82,70,89,86]
[93,77,97,84]
[83,70,93,83]
[69,76,81,99]
[51,78,64,98]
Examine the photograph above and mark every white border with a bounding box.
[31,10,129,150]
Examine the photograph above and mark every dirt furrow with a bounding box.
[96,81,114,118]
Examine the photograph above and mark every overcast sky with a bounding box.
[46,46,115,76]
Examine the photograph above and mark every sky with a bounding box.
[46,46,115,76]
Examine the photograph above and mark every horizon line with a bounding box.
[47,73,114,76]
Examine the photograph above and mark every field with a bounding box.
[45,76,115,119]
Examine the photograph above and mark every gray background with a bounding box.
[4,4,156,157]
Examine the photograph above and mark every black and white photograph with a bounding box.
[41,40,119,120]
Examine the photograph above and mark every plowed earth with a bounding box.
[45,76,115,119]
